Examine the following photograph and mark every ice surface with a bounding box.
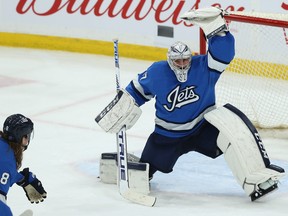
[0,47,287,216]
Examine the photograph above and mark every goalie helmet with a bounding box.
[167,41,192,82]
[3,114,34,146]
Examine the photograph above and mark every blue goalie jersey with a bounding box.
[126,32,235,138]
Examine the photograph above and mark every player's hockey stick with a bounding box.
[19,209,33,216]
[113,39,156,207]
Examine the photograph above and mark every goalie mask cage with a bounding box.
[200,11,288,130]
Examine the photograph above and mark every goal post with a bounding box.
[200,11,288,130]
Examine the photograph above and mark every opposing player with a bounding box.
[96,7,285,201]
[0,114,47,216]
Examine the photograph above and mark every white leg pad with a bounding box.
[205,104,285,196]
[99,152,150,195]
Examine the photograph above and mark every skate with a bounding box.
[250,179,278,201]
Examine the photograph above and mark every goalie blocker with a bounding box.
[204,104,285,201]
[95,89,142,133]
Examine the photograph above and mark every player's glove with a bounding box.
[180,7,229,39]
[17,168,47,204]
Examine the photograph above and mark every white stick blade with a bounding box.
[121,190,156,207]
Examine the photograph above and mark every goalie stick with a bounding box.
[113,39,156,207]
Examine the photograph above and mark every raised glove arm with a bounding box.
[181,7,229,39]
[17,168,47,204]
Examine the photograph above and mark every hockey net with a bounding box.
[200,11,288,136]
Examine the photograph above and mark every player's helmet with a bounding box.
[167,41,192,82]
[3,114,34,145]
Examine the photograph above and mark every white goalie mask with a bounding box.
[167,41,192,82]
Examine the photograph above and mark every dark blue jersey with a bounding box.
[126,32,235,138]
[0,138,23,196]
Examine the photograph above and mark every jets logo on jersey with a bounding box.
[164,85,199,111]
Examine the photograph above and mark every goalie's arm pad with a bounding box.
[95,89,142,133]
[180,7,229,39]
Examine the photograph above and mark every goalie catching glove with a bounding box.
[17,168,47,204]
[95,89,142,133]
[180,7,229,39]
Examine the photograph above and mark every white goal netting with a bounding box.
[214,12,288,130]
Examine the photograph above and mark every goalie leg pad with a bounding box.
[95,89,142,133]
[99,152,150,195]
[204,104,285,197]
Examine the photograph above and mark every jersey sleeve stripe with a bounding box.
[207,52,228,72]
[132,79,154,100]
